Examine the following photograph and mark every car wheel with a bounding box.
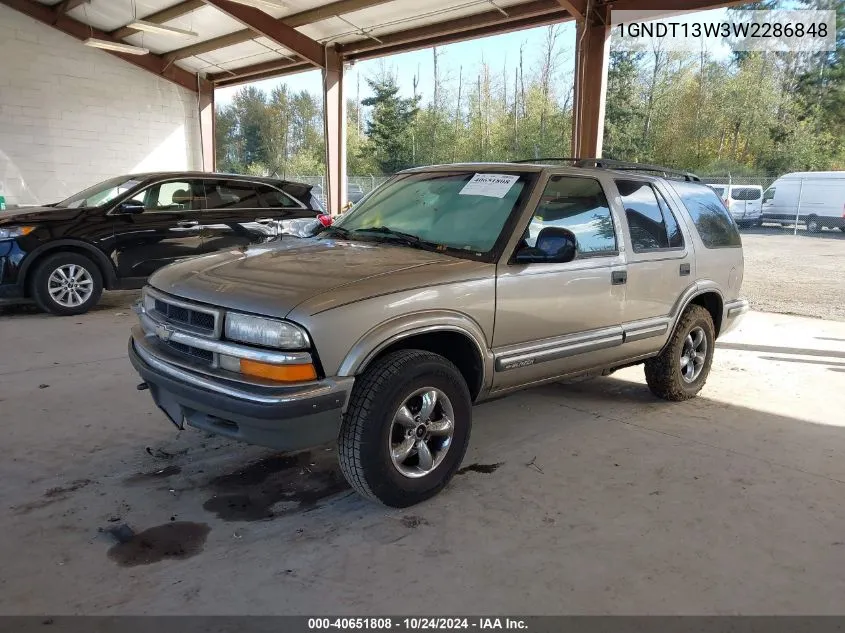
[644,305,715,402]
[31,252,103,316]
[807,215,821,233]
[840,227,845,233]
[338,349,472,507]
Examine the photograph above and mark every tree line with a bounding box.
[215,0,844,177]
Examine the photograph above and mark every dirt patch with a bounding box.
[108,522,211,567]
[12,479,95,515]
[401,515,429,528]
[202,448,350,522]
[124,465,182,485]
[456,463,503,475]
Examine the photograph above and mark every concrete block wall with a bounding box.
[0,4,202,207]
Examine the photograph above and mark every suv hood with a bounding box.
[0,206,82,225]
[149,238,486,318]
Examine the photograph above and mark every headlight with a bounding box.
[224,313,310,349]
[0,226,35,239]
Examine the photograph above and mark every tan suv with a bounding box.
[129,160,749,507]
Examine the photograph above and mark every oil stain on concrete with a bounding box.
[456,462,503,475]
[203,447,350,522]
[108,522,211,567]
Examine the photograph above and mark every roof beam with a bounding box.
[1,0,204,92]
[207,58,306,82]
[607,0,751,11]
[110,0,205,40]
[343,10,572,62]
[554,0,585,20]
[213,61,314,87]
[54,0,88,14]
[201,0,326,67]
[338,0,565,56]
[166,0,392,62]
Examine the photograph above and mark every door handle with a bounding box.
[177,220,199,228]
[611,270,627,285]
[680,263,691,276]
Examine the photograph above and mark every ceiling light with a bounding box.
[227,0,288,10]
[83,38,150,55]
[127,20,199,37]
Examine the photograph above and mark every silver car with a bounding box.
[129,161,749,507]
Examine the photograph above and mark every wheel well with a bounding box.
[689,292,723,337]
[367,331,484,401]
[23,246,113,296]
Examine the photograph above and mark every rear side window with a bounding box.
[204,180,260,210]
[256,184,302,209]
[670,181,742,248]
[616,180,684,251]
[731,187,761,201]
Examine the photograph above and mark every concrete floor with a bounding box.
[1,303,844,615]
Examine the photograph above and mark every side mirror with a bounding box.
[116,200,145,215]
[515,227,577,264]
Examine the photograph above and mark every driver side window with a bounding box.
[523,175,617,258]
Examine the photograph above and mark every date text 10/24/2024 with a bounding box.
[308,618,528,630]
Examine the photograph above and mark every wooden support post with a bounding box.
[323,48,347,215]
[198,79,215,172]
[571,5,610,158]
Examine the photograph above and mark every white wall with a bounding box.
[0,4,202,207]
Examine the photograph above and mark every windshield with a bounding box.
[330,171,534,259]
[56,176,144,209]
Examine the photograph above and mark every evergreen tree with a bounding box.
[361,73,420,173]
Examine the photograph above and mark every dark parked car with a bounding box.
[0,172,324,315]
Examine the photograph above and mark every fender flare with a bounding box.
[661,281,725,352]
[337,310,495,391]
[19,239,118,289]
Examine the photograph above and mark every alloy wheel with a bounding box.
[680,326,707,383]
[388,387,455,479]
[48,264,94,308]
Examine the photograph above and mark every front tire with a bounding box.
[30,252,103,316]
[807,215,821,233]
[338,349,472,507]
[644,305,715,401]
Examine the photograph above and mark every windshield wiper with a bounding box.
[351,226,440,251]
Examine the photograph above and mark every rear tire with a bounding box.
[807,215,821,233]
[30,252,103,316]
[338,350,472,507]
[644,305,715,402]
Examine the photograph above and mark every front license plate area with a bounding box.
[149,384,185,430]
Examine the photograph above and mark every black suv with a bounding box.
[0,172,324,315]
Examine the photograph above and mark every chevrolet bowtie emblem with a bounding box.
[155,323,175,342]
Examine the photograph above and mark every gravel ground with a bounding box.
[740,225,845,322]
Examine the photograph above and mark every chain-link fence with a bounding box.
[287,175,391,208]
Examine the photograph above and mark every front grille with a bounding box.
[164,340,214,363]
[153,298,216,334]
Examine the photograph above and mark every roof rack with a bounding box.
[512,157,701,182]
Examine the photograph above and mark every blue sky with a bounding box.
[215,7,730,107]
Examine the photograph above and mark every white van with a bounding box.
[707,184,763,227]
[761,172,845,232]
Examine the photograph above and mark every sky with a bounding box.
[215,7,731,107]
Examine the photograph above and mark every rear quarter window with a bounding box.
[670,181,742,248]
[731,187,762,201]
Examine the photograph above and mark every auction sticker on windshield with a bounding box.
[459,173,519,198]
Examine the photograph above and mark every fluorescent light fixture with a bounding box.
[127,20,199,37]
[227,0,288,9]
[83,38,150,55]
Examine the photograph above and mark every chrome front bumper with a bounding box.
[129,323,353,451]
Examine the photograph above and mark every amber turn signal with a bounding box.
[239,359,317,382]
